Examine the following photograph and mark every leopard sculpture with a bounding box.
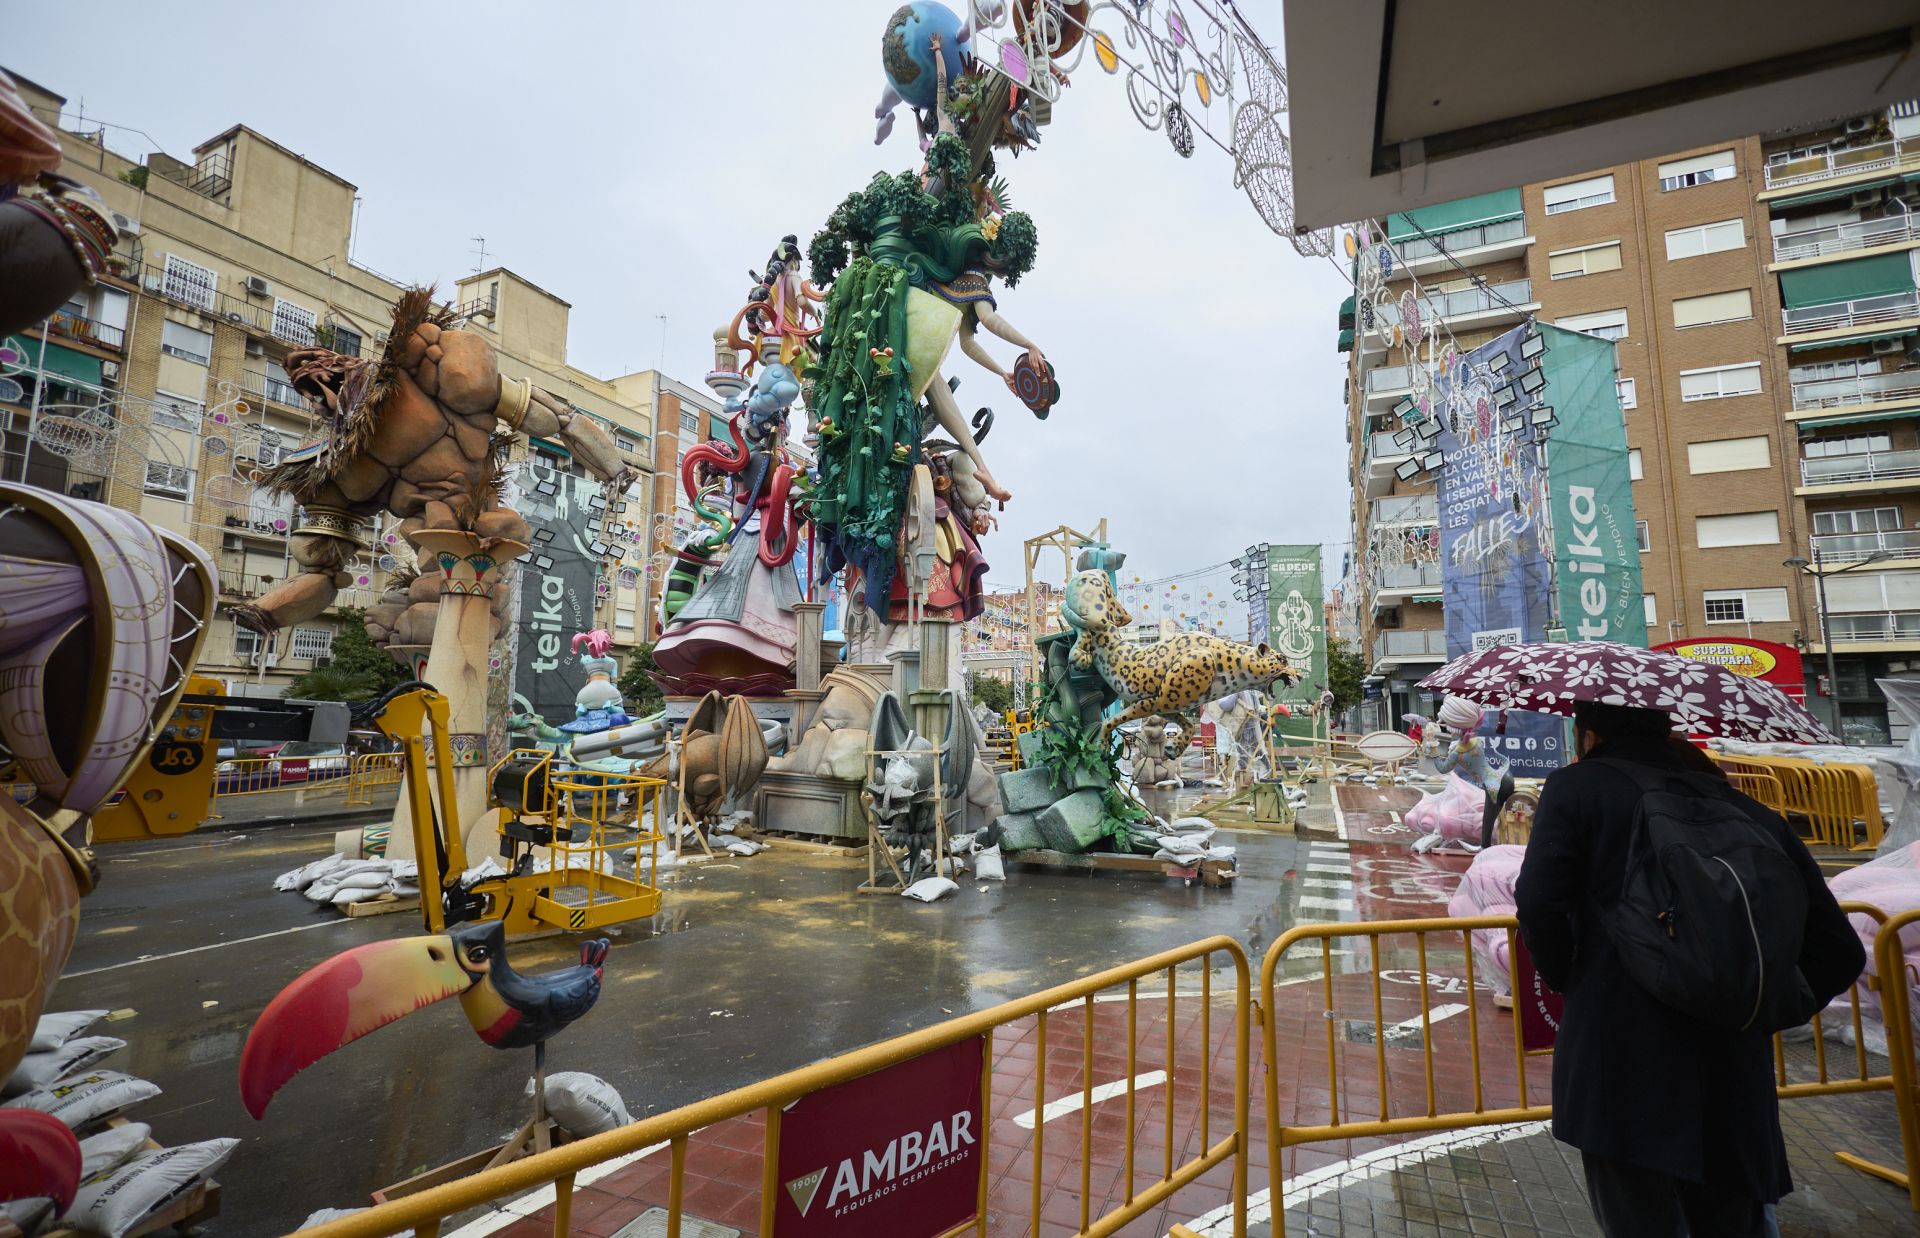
[1062,569,1298,752]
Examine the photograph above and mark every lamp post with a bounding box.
[1784,545,1890,735]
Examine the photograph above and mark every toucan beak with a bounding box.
[239,935,468,1119]
[0,1111,82,1213]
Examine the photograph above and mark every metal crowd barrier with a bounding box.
[1709,752,1883,850]
[207,756,354,819]
[1257,905,1911,1235]
[294,936,1251,1238]
[343,752,406,805]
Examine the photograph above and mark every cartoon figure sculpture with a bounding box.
[237,288,635,638]
[0,485,214,1209]
[865,689,973,882]
[1060,569,1298,752]
[872,2,1007,147]
[1405,696,1514,852]
[558,630,629,735]
[1128,713,1184,820]
[640,691,771,830]
[239,921,609,1133]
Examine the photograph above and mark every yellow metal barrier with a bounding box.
[1710,752,1883,850]
[1724,768,1789,816]
[1258,906,1906,1235]
[293,936,1251,1238]
[208,755,354,819]
[343,752,405,805]
[1838,905,1920,1206]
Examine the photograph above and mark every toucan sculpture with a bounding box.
[239,920,609,1119]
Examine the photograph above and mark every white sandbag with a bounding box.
[2,1072,160,1129]
[386,858,418,881]
[29,1011,106,1054]
[273,853,346,893]
[330,885,390,906]
[901,876,958,902]
[1167,817,1217,838]
[78,1122,152,1179]
[527,1071,631,1136]
[3,1197,56,1233]
[62,1138,238,1238]
[299,1208,381,1231]
[724,839,767,856]
[973,844,1005,882]
[3,1037,127,1098]
[947,831,979,856]
[462,856,508,884]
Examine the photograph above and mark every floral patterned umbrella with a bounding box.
[1419,641,1839,745]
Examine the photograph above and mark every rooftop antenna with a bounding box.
[655,314,667,372]
[470,236,490,275]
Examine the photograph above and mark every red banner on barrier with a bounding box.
[1511,934,1563,1053]
[773,1036,984,1237]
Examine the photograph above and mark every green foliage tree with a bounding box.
[118,166,149,190]
[965,670,1013,715]
[617,643,665,717]
[280,608,411,701]
[1326,637,1368,714]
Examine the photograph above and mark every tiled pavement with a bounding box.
[466,786,1917,1238]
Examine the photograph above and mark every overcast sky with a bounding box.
[12,1,1351,600]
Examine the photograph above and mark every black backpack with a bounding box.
[1598,759,1814,1033]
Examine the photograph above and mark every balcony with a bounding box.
[1799,449,1920,493]
[1371,494,1438,526]
[1361,429,1415,499]
[1361,279,1537,352]
[1364,363,1414,406]
[1773,213,1920,263]
[1790,367,1920,414]
[1809,527,1920,564]
[1763,138,1920,191]
[241,370,305,410]
[42,310,124,352]
[1371,561,1443,609]
[1821,610,1920,645]
[1388,217,1532,278]
[139,264,266,331]
[1372,627,1449,664]
[1780,290,1920,336]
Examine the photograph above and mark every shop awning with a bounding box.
[1779,251,1918,308]
[1795,406,1920,430]
[1337,328,1355,353]
[4,337,100,388]
[1767,175,1911,210]
[1386,189,1523,240]
[1338,294,1355,329]
[1787,326,1918,352]
[530,436,570,457]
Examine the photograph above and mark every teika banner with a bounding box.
[773,1036,984,1237]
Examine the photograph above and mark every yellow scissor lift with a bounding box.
[371,686,666,937]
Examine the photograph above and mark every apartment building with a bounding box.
[1342,100,1920,743]
[3,70,704,695]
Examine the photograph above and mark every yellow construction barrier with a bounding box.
[1257,905,1906,1235]
[1839,905,1920,1207]
[207,755,353,819]
[293,936,1251,1238]
[1709,752,1883,850]
[343,752,405,805]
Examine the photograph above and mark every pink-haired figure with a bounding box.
[569,630,626,721]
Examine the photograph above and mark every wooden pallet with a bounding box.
[341,892,421,918]
[1004,848,1237,887]
[733,824,869,857]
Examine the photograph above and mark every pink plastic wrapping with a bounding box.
[1828,841,1920,1021]
[1406,770,1487,845]
[1447,845,1526,995]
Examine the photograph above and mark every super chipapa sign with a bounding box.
[774,1037,983,1237]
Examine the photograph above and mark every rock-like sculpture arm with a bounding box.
[511,381,638,497]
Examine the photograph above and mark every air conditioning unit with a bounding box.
[226,311,246,324]
[255,439,282,467]
[109,211,139,236]
[100,360,119,381]
[1905,346,1920,366]
[142,273,162,293]
[1872,337,1905,355]
[1851,188,1883,209]
[242,276,271,297]
[245,339,266,357]
[1846,116,1875,135]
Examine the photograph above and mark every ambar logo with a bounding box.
[785,1167,826,1217]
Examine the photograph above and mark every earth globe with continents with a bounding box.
[883,2,968,112]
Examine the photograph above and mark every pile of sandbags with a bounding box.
[3,1012,235,1237]
[1445,845,1527,994]
[272,854,418,906]
[1145,817,1236,866]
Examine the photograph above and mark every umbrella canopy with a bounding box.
[1420,642,1839,745]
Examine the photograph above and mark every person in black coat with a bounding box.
[1514,701,1864,1238]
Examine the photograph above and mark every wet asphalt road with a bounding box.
[52,816,1315,1234]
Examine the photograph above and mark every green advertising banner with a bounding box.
[1266,545,1325,733]
[1539,324,1645,646]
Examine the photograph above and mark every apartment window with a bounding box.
[152,391,204,432]
[1687,435,1771,475]
[1679,362,1762,401]
[272,299,317,348]
[1792,358,1880,383]
[679,410,698,435]
[232,623,265,661]
[1804,434,1892,459]
[1616,377,1637,409]
[1555,308,1628,341]
[1643,593,1658,625]
[617,434,639,454]
[1695,511,1780,548]
[1636,520,1651,552]
[1628,448,1644,480]
[616,606,638,631]
[160,321,213,365]
[1543,174,1616,215]
[1673,288,1754,328]
[1812,507,1900,535]
[1548,241,1623,280]
[289,626,335,660]
[143,462,194,501]
[1825,570,1920,613]
[1658,150,1737,191]
[330,324,363,357]
[161,254,216,309]
[1665,219,1746,260]
[1702,587,1789,624]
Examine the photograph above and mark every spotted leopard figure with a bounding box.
[1062,569,1299,753]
